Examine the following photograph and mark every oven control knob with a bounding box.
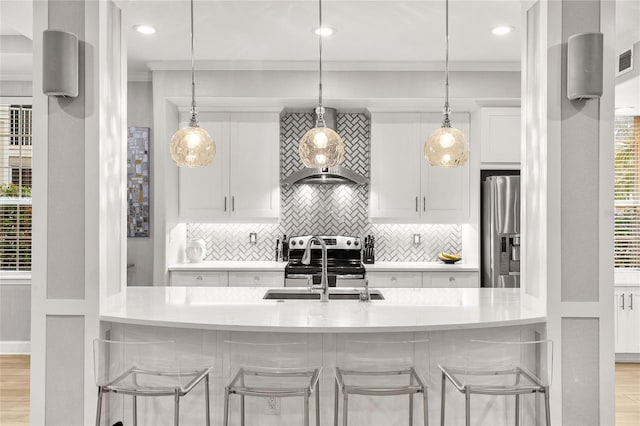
[347,240,352,246]
[354,240,359,246]
[299,240,304,246]
[291,241,296,246]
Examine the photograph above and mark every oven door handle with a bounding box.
[286,274,315,279]
[336,274,365,279]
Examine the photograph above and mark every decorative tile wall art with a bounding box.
[127,127,150,237]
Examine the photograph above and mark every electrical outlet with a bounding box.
[413,233,421,245]
[249,232,257,244]
[264,396,280,415]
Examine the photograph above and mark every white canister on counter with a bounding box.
[186,239,206,263]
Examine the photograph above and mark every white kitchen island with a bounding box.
[100,287,546,426]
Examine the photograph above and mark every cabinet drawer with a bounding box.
[424,272,479,288]
[367,272,423,288]
[170,271,228,287]
[228,271,284,287]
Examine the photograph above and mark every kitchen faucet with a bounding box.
[301,236,329,303]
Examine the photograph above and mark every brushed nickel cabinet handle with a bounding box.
[224,196,227,212]
[196,275,203,281]
[232,196,235,212]
[630,293,634,310]
[449,276,455,282]
[621,294,625,310]
[423,196,426,212]
[415,197,419,212]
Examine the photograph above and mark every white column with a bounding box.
[31,0,126,424]
[522,0,615,425]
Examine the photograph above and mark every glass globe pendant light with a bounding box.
[298,0,345,168]
[424,0,469,168]
[170,0,215,167]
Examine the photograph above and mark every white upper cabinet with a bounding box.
[479,107,521,164]
[370,112,470,223]
[178,113,230,220]
[178,111,280,222]
[229,113,280,219]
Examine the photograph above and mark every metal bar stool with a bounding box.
[439,339,552,426]
[334,339,430,426]
[223,340,321,426]
[93,339,212,426]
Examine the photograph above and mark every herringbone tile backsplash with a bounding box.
[187,112,462,261]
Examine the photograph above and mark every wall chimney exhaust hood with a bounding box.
[282,107,368,185]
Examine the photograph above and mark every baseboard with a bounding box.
[0,341,30,354]
[616,353,640,362]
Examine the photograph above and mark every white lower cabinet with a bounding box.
[423,272,480,288]
[170,271,229,287]
[367,271,423,288]
[615,286,640,354]
[228,271,284,287]
[170,271,285,287]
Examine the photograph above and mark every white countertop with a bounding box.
[101,287,544,333]
[168,261,478,272]
[364,261,479,272]
[169,261,286,271]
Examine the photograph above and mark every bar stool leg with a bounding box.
[316,380,321,426]
[464,389,471,426]
[409,373,414,426]
[544,387,551,426]
[95,387,104,426]
[304,390,310,426]
[342,392,349,426]
[423,388,429,426]
[440,372,446,426]
[334,379,339,426]
[240,395,245,426]
[174,389,180,426]
[204,373,211,426]
[515,394,520,426]
[133,395,138,426]
[223,388,230,426]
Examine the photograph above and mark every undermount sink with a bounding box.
[263,288,384,301]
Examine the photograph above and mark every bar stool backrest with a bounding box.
[93,339,184,389]
[442,339,553,388]
[339,338,430,377]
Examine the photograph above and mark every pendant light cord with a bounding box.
[316,0,326,127]
[189,0,199,127]
[442,0,452,128]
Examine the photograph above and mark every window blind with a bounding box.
[614,116,640,269]
[0,104,32,271]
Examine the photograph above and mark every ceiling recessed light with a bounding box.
[134,25,156,35]
[492,25,514,36]
[314,27,334,37]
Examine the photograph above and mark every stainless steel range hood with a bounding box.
[282,108,368,186]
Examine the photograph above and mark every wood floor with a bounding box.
[0,355,29,426]
[0,356,638,425]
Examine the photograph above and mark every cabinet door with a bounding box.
[178,113,230,221]
[367,271,423,288]
[425,272,479,288]
[480,108,521,164]
[170,271,229,286]
[229,113,280,219]
[370,113,422,219]
[420,114,470,222]
[228,271,284,287]
[622,289,640,353]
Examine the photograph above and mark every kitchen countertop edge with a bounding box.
[168,261,479,272]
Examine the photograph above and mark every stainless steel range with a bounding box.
[285,235,366,287]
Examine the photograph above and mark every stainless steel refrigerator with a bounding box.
[481,175,521,288]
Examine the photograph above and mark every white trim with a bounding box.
[146,60,521,73]
[0,96,32,104]
[0,273,31,284]
[0,74,32,82]
[615,353,640,362]
[0,341,30,354]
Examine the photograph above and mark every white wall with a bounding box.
[127,81,154,285]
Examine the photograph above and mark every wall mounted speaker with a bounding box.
[567,32,603,100]
[42,30,78,98]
